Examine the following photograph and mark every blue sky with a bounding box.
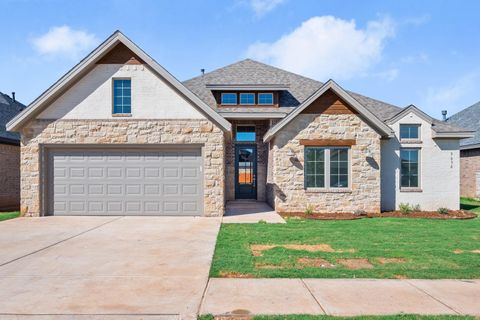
[1,0,479,118]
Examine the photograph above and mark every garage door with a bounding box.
[47,147,203,216]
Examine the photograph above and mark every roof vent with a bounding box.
[441,110,447,121]
[201,68,205,76]
[11,92,15,102]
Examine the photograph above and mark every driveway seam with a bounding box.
[301,279,327,315]
[0,216,123,268]
[406,280,461,315]
[197,277,212,315]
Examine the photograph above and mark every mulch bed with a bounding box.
[280,210,477,220]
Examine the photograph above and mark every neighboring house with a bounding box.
[446,101,480,198]
[0,92,26,210]
[6,31,473,217]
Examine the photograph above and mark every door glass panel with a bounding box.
[238,148,254,185]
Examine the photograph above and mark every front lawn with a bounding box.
[211,216,480,279]
[0,211,20,222]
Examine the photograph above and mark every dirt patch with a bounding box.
[250,243,355,257]
[377,257,407,264]
[453,249,464,254]
[219,271,255,278]
[394,274,408,279]
[280,210,477,220]
[297,257,336,268]
[337,258,374,269]
[471,250,480,254]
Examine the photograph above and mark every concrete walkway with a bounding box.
[0,216,220,320]
[200,278,480,316]
[222,201,285,224]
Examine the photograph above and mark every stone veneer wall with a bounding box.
[459,148,480,197]
[20,119,225,217]
[225,120,269,201]
[270,113,381,213]
[0,143,21,210]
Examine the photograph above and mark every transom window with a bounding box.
[240,93,255,105]
[400,148,419,188]
[236,125,256,142]
[258,93,274,105]
[113,79,131,114]
[221,93,237,105]
[399,124,420,140]
[305,147,349,189]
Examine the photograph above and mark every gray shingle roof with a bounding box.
[0,92,26,143]
[183,59,469,135]
[446,101,480,146]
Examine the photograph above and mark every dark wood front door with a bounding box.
[235,145,257,199]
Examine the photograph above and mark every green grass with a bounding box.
[0,211,20,222]
[199,315,475,320]
[460,197,480,213]
[211,216,480,279]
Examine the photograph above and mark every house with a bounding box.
[446,101,480,198]
[6,31,473,217]
[0,92,26,210]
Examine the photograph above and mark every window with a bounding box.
[330,148,349,188]
[240,93,255,105]
[236,125,256,141]
[400,148,419,188]
[305,148,325,188]
[305,147,349,189]
[113,79,131,114]
[221,93,237,105]
[399,124,420,140]
[258,93,274,105]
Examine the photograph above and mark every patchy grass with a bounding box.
[199,314,475,320]
[0,211,20,222]
[460,197,480,213]
[210,216,480,279]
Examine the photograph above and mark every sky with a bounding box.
[0,0,479,119]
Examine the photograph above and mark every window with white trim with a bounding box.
[399,124,420,140]
[113,79,131,114]
[305,147,350,189]
[258,93,274,105]
[239,93,255,105]
[221,93,237,105]
[400,148,419,188]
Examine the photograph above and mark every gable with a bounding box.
[96,43,145,65]
[301,89,358,115]
[38,63,206,120]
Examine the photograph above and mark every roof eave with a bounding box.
[431,131,475,139]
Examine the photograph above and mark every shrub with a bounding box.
[304,204,314,215]
[412,204,421,212]
[399,203,413,214]
[437,207,449,215]
[353,209,367,216]
[258,219,267,224]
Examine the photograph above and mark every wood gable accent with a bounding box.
[96,43,145,65]
[299,139,356,146]
[301,89,358,114]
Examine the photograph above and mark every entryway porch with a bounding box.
[222,200,285,224]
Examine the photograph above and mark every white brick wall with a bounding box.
[39,64,205,120]
[381,112,460,211]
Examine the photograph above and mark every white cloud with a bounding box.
[249,0,285,17]
[373,68,399,82]
[246,16,395,80]
[401,52,429,64]
[31,26,99,59]
[422,72,480,115]
[403,14,431,27]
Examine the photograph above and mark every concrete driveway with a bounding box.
[0,216,220,319]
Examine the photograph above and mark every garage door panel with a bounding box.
[49,148,203,216]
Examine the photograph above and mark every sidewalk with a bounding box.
[200,278,480,316]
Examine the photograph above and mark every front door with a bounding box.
[235,145,257,199]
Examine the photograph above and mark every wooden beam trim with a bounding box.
[299,139,356,146]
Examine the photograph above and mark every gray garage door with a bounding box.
[48,147,203,216]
